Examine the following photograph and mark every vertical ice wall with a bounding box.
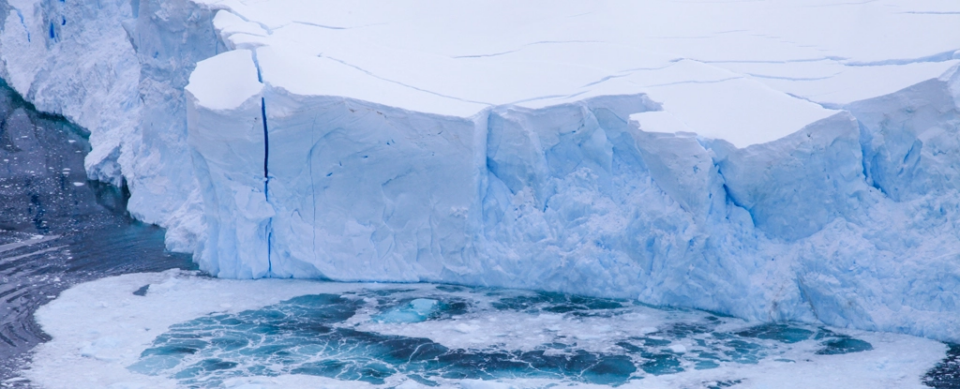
[0,0,139,184]
[125,0,226,251]
[1,0,959,342]
[185,49,269,278]
[0,0,224,252]
[185,44,960,340]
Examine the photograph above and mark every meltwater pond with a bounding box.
[28,271,950,389]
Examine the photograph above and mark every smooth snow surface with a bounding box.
[185,50,262,111]
[191,0,960,146]
[1,0,960,341]
[30,271,947,389]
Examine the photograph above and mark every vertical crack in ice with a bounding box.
[13,8,30,42]
[855,119,886,195]
[261,96,272,276]
[251,49,273,276]
[261,97,269,185]
[308,114,320,258]
[714,168,747,211]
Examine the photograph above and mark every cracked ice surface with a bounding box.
[194,0,960,146]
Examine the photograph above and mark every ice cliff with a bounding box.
[2,0,960,341]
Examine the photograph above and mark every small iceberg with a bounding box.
[373,299,441,324]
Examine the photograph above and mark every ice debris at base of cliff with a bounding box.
[27,272,947,389]
[1,0,960,340]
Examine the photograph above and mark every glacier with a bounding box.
[1,0,960,341]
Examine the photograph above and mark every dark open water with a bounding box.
[0,81,195,387]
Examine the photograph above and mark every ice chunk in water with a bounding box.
[374,299,441,324]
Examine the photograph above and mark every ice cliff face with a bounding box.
[0,0,223,250]
[0,0,139,184]
[2,0,960,341]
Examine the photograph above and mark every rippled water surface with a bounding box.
[0,81,194,387]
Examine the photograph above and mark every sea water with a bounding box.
[26,271,954,389]
[0,80,194,386]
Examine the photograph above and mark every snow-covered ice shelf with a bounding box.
[196,0,960,145]
[1,0,959,340]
